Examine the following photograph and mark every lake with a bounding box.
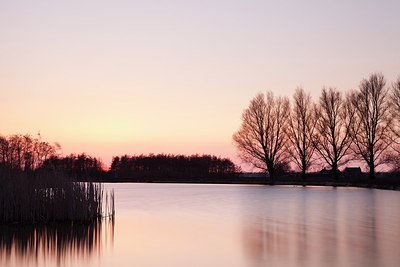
[1,184,400,267]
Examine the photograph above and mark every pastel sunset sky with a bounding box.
[1,0,399,168]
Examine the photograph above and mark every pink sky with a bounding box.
[1,1,400,169]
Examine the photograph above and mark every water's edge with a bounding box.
[100,180,400,191]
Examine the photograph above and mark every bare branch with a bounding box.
[287,87,316,178]
[349,73,392,179]
[233,91,290,179]
[313,87,354,178]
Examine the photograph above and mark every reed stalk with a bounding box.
[0,169,114,224]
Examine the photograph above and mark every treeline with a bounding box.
[109,154,238,181]
[234,73,400,180]
[42,154,104,180]
[0,134,238,182]
[0,134,104,180]
[0,134,58,171]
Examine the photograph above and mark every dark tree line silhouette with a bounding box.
[0,134,59,172]
[0,134,238,182]
[0,134,104,180]
[109,154,238,181]
[234,73,400,180]
[41,154,104,180]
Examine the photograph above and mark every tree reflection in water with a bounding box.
[0,220,114,266]
[241,188,384,267]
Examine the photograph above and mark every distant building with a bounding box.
[319,168,332,174]
[343,167,362,178]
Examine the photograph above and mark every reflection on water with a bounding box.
[106,184,400,267]
[240,187,399,267]
[2,184,399,267]
[0,220,114,267]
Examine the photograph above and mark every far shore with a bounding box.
[98,177,400,191]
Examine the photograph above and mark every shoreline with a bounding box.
[98,179,400,191]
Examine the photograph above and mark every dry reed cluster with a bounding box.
[0,170,114,224]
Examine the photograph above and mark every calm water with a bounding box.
[1,184,400,267]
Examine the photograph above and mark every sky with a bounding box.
[1,0,400,169]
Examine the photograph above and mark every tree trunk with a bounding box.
[332,162,339,180]
[267,162,275,181]
[369,164,375,180]
[269,169,275,181]
[301,168,306,181]
[369,151,375,180]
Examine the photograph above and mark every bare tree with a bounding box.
[313,88,354,179]
[233,92,290,179]
[8,135,24,169]
[384,76,400,171]
[391,77,400,149]
[0,134,59,171]
[0,135,9,166]
[350,73,392,179]
[34,139,57,169]
[287,88,316,180]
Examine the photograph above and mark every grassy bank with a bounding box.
[0,169,114,224]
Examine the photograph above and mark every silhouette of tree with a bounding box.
[42,153,103,180]
[385,76,400,171]
[233,92,290,179]
[391,76,400,151]
[0,134,58,171]
[313,88,354,179]
[349,73,392,179]
[0,135,9,168]
[287,88,316,179]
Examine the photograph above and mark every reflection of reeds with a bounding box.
[0,220,114,265]
[0,170,114,223]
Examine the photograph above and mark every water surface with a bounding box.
[1,184,399,267]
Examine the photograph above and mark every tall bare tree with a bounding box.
[313,88,354,179]
[350,73,392,179]
[391,77,400,147]
[233,92,290,179]
[287,88,316,179]
[385,76,400,171]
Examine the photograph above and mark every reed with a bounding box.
[0,169,114,224]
